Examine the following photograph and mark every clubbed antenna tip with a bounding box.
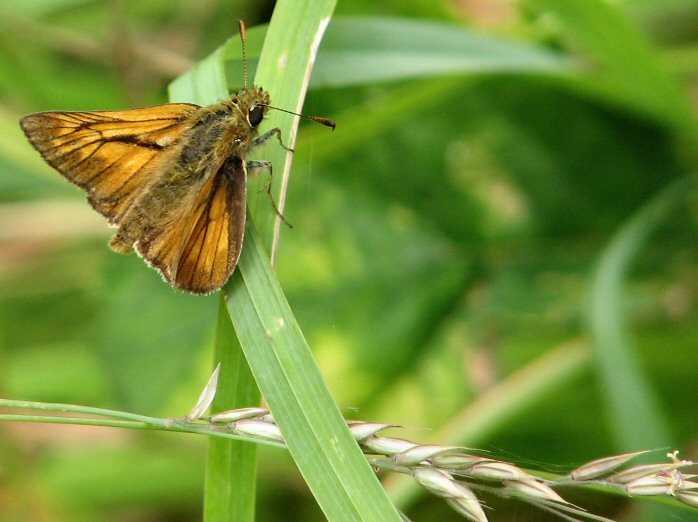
[263,103,336,130]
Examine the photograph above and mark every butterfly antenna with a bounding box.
[263,104,336,130]
[238,19,249,88]
[237,20,334,131]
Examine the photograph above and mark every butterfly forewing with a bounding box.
[20,105,199,223]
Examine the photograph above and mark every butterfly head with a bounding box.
[232,22,335,132]
[231,86,271,130]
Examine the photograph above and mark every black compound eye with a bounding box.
[248,105,264,127]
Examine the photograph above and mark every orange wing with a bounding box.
[20,104,199,224]
[135,158,247,294]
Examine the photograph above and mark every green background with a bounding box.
[1,0,697,520]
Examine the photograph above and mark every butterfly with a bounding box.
[20,21,333,295]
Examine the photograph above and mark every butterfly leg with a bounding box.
[252,128,294,152]
[247,159,292,228]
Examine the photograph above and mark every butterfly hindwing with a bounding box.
[134,157,247,294]
[20,104,200,224]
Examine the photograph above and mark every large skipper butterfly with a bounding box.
[20,21,333,294]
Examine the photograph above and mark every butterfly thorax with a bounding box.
[178,86,270,174]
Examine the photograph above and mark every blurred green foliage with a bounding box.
[1,0,697,521]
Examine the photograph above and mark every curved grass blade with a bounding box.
[311,16,574,87]
[217,17,574,89]
[589,176,696,451]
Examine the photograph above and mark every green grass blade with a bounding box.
[245,3,333,253]
[217,17,573,89]
[169,48,228,105]
[227,217,402,521]
[203,297,260,522]
[589,176,696,451]
[523,0,698,139]
[311,16,574,87]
